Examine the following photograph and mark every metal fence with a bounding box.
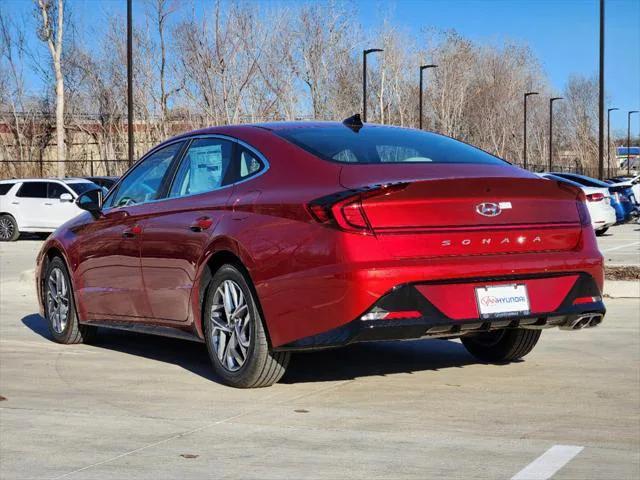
[0,159,131,179]
[509,163,632,179]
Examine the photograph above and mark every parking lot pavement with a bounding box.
[597,223,640,267]
[1,241,639,479]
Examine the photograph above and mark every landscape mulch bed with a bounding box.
[605,266,640,281]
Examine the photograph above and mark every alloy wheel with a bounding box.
[0,217,14,240]
[210,279,252,372]
[47,267,70,334]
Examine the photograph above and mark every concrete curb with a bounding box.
[604,280,640,299]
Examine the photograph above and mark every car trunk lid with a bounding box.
[339,165,583,257]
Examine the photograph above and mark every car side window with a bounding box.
[169,138,233,198]
[108,142,183,208]
[237,147,264,179]
[48,183,70,199]
[16,182,48,198]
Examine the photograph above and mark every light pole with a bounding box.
[607,107,619,177]
[598,0,605,179]
[627,110,639,175]
[548,97,563,171]
[419,64,437,130]
[523,91,538,169]
[362,48,383,123]
[127,0,134,166]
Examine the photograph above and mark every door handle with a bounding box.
[189,216,213,232]
[122,224,142,238]
[11,202,19,205]
[44,203,53,206]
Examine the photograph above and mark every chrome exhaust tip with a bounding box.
[560,314,602,330]
[560,314,603,330]
[587,314,603,328]
[561,316,583,330]
[578,316,591,329]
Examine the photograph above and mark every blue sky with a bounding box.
[6,0,640,133]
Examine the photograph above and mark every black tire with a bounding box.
[595,227,608,236]
[44,257,97,344]
[0,214,19,242]
[203,264,290,388]
[461,328,541,363]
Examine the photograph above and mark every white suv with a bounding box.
[0,178,98,241]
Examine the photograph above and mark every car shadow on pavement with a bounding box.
[21,313,478,385]
[21,313,220,381]
[283,340,477,383]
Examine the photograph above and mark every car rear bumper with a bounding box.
[258,225,604,348]
[276,272,605,351]
[590,204,617,229]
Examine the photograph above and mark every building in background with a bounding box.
[617,147,640,172]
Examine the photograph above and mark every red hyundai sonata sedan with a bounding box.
[35,118,606,388]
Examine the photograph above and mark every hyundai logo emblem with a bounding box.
[476,202,502,217]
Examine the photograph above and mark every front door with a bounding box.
[44,182,79,229]
[74,141,185,321]
[73,207,150,320]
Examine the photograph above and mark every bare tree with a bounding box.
[175,1,266,125]
[146,0,180,138]
[291,2,358,120]
[35,0,65,176]
[0,8,56,177]
[559,75,599,172]
[423,32,475,139]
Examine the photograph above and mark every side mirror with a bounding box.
[75,188,103,217]
[60,192,73,202]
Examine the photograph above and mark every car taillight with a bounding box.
[307,183,408,234]
[573,296,602,305]
[586,192,605,202]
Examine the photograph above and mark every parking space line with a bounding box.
[511,445,584,480]
[601,241,640,253]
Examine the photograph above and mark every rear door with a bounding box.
[14,181,49,228]
[139,136,240,323]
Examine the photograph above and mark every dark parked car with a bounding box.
[84,176,118,192]
[36,120,605,388]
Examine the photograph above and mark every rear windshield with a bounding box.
[555,173,610,189]
[275,125,506,165]
[543,174,584,189]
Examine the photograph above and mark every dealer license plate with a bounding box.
[475,284,530,319]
